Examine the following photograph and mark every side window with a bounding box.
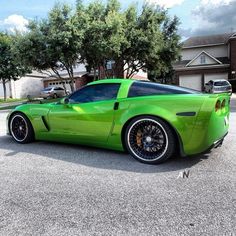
[128,81,198,97]
[69,83,120,103]
[128,82,173,97]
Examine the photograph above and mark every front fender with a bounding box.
[8,104,52,135]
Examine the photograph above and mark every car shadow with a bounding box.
[0,135,210,174]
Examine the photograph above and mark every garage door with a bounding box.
[204,73,228,84]
[179,75,202,91]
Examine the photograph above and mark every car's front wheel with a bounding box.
[125,116,175,164]
[9,113,34,144]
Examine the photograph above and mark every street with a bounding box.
[0,98,235,235]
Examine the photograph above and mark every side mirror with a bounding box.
[60,97,69,105]
[56,97,69,105]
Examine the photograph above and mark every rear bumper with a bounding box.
[212,132,228,148]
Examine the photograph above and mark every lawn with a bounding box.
[0,98,26,103]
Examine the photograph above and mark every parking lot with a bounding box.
[0,98,235,235]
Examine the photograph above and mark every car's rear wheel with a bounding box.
[9,113,34,144]
[53,93,58,99]
[125,116,175,164]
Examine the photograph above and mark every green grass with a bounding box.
[0,98,26,103]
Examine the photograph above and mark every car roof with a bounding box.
[212,79,229,82]
[88,78,134,86]
[87,78,200,94]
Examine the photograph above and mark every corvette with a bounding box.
[7,79,230,164]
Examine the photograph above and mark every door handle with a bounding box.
[114,102,119,110]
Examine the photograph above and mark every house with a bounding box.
[173,32,236,91]
[0,63,148,99]
[43,63,148,91]
[42,64,94,91]
[0,71,46,99]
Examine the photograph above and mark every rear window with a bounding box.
[128,81,200,98]
[214,81,229,86]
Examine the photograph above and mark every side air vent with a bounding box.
[42,116,50,131]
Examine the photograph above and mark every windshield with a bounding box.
[42,87,52,91]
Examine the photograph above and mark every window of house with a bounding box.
[200,55,206,64]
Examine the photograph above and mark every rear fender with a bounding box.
[186,93,230,154]
[109,99,202,151]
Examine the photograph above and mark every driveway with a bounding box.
[0,98,235,235]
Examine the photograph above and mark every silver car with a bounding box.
[40,87,66,99]
[204,80,232,94]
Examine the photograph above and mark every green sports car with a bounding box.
[7,79,230,164]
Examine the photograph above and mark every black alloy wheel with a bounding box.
[9,113,34,144]
[125,116,175,164]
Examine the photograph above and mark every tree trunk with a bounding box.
[69,79,75,93]
[93,67,97,81]
[9,80,13,98]
[2,80,7,101]
[114,59,124,78]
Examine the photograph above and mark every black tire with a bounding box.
[9,112,34,144]
[53,93,58,99]
[124,116,175,164]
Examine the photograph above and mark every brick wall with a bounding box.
[75,76,93,90]
[230,38,236,91]
[230,38,236,77]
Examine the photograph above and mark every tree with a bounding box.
[13,0,181,86]
[0,33,30,101]
[147,15,181,83]
[79,0,127,80]
[14,3,84,92]
[80,1,181,81]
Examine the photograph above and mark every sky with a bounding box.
[0,0,236,40]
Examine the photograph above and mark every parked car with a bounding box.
[204,79,232,94]
[40,86,66,99]
[7,79,230,164]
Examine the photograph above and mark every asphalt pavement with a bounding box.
[0,98,235,235]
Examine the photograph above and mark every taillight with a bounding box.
[221,99,226,109]
[215,100,221,112]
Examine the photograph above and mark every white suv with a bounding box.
[204,80,232,94]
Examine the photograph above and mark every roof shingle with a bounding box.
[183,33,235,48]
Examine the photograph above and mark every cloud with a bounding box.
[146,0,185,8]
[180,0,236,38]
[200,0,232,6]
[0,14,28,32]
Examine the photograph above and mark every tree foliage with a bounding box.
[13,0,181,89]
[14,3,84,92]
[0,33,30,100]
